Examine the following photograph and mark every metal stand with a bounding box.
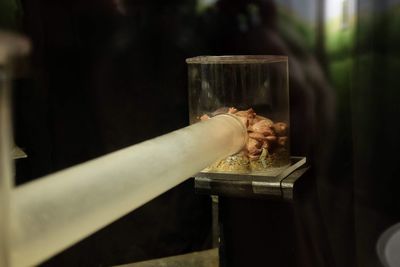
[194,157,309,267]
[195,157,307,200]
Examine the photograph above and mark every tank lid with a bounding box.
[186,55,287,64]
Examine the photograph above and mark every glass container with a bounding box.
[186,55,290,175]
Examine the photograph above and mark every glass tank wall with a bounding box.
[187,55,290,175]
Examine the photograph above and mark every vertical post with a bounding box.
[0,50,13,267]
[0,32,30,267]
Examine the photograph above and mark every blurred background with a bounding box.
[1,0,400,266]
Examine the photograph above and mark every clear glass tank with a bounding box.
[186,55,290,175]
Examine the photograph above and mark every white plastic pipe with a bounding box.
[10,114,247,267]
[0,33,30,267]
[0,57,14,267]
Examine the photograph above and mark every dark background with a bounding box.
[1,0,400,266]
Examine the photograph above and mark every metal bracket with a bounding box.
[194,156,308,200]
[12,146,27,160]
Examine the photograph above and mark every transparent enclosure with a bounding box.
[187,55,290,175]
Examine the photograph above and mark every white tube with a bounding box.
[0,57,13,267]
[0,33,30,267]
[10,114,247,267]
